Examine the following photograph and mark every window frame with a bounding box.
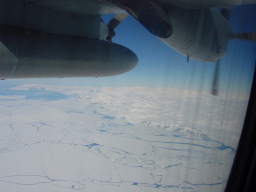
[225,65,256,192]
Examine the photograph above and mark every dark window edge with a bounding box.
[225,62,256,192]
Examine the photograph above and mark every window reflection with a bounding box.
[0,1,255,192]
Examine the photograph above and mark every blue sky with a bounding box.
[0,5,256,95]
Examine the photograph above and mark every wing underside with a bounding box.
[24,0,123,15]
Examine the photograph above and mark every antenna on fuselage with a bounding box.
[211,60,220,96]
[230,32,256,41]
[186,54,190,63]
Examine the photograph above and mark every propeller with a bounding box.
[107,13,128,41]
[132,1,172,38]
[107,0,172,39]
[220,8,231,20]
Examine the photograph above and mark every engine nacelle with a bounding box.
[161,6,231,62]
[0,25,138,79]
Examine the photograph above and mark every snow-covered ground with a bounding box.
[0,84,249,192]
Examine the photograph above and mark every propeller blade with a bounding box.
[220,8,231,20]
[108,0,172,38]
[106,13,128,41]
[211,60,220,96]
[133,1,172,38]
[115,13,129,22]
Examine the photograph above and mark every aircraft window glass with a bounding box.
[0,1,255,192]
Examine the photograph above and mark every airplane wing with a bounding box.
[22,0,256,13]
[23,0,123,15]
[0,0,138,79]
[0,0,256,96]
[156,0,256,9]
